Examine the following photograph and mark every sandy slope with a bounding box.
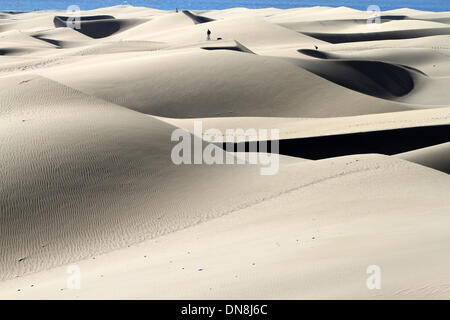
[0,5,449,299]
[2,154,450,300]
[397,142,450,173]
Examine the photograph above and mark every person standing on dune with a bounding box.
[206,29,211,41]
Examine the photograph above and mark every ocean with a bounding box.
[1,0,449,12]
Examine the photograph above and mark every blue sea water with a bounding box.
[0,0,449,12]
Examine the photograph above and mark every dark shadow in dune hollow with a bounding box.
[0,11,27,14]
[202,46,247,52]
[298,49,333,59]
[303,27,450,44]
[292,58,420,99]
[218,125,450,160]
[32,35,63,47]
[298,49,428,76]
[182,10,215,24]
[0,48,21,55]
[201,41,255,54]
[54,15,121,38]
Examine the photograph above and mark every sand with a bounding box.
[0,5,449,299]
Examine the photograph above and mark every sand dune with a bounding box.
[0,5,449,299]
[108,12,197,40]
[278,17,450,34]
[2,154,450,299]
[397,142,450,173]
[154,106,450,140]
[0,74,304,280]
[39,49,416,117]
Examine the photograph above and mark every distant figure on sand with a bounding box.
[206,29,211,41]
[176,8,178,13]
